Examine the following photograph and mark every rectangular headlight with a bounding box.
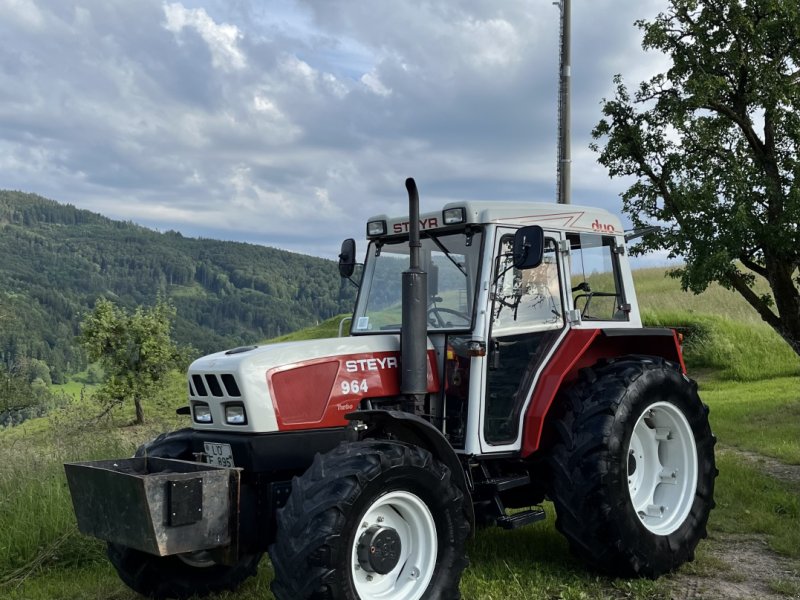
[367,220,387,237]
[225,404,247,425]
[193,402,212,423]
[443,207,466,225]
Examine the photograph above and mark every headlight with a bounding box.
[225,404,247,425]
[443,207,466,225]
[367,220,387,237]
[193,403,212,423]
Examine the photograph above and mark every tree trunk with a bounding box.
[766,260,800,360]
[134,396,145,425]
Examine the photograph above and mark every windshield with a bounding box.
[352,230,483,333]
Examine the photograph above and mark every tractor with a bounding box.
[65,178,716,600]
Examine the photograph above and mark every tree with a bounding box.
[81,298,187,424]
[592,0,800,356]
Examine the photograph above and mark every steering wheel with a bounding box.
[427,307,471,328]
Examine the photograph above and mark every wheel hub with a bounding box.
[357,526,402,575]
[627,401,699,535]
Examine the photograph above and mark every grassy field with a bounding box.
[1,267,799,599]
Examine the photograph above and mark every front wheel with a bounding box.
[107,544,262,599]
[269,440,470,600]
[547,357,717,578]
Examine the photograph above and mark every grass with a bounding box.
[703,377,800,464]
[643,309,800,381]
[2,266,800,599]
[711,452,800,557]
[265,314,350,343]
[632,266,774,324]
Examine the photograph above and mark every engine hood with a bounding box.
[187,335,438,434]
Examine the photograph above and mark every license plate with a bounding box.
[204,442,235,468]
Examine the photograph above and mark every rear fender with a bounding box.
[521,328,685,456]
[346,410,475,531]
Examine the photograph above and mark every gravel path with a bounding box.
[668,446,800,599]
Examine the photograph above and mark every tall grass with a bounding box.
[0,426,132,582]
[633,267,773,324]
[0,371,189,588]
[642,308,800,381]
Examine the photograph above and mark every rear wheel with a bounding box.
[547,357,716,577]
[269,440,470,600]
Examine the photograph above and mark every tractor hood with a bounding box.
[187,335,439,434]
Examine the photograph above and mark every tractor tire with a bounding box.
[107,543,262,599]
[269,440,470,600]
[547,356,716,578]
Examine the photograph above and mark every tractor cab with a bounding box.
[342,200,642,455]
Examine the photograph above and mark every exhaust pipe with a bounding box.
[401,177,428,413]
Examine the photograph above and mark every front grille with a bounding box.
[189,373,242,399]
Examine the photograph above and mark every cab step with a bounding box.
[475,474,531,495]
[496,507,546,530]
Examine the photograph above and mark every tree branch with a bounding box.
[724,269,780,329]
[739,255,769,279]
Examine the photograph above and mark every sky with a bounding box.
[0,0,674,261]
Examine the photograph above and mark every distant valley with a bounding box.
[0,190,355,381]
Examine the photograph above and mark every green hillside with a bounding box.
[0,191,356,380]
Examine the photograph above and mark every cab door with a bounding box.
[480,228,567,452]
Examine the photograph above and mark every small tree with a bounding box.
[592,0,800,357]
[81,298,186,424]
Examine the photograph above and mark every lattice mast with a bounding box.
[555,0,571,204]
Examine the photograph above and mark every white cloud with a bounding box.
[360,71,391,97]
[163,2,246,71]
[459,17,521,68]
[0,0,44,30]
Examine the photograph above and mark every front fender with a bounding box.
[346,410,475,532]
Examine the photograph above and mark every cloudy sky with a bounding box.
[0,0,672,260]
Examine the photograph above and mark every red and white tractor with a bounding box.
[65,179,716,600]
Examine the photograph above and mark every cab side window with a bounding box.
[568,233,628,321]
[492,237,563,334]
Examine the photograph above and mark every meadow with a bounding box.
[1,267,798,599]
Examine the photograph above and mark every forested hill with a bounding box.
[0,190,356,381]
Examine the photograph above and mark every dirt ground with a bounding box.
[668,447,800,600]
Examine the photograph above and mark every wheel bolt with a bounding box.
[377,516,384,523]
[366,575,373,582]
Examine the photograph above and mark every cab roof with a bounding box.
[367,201,623,237]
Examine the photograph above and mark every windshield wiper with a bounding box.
[428,234,467,277]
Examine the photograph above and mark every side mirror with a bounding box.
[512,225,544,270]
[338,238,356,278]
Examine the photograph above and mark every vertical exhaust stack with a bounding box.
[401,178,428,414]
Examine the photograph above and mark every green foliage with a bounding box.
[642,309,800,381]
[592,0,800,357]
[0,362,68,428]
[80,298,188,424]
[0,190,357,377]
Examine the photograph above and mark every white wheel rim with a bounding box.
[627,401,698,536]
[351,490,437,600]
